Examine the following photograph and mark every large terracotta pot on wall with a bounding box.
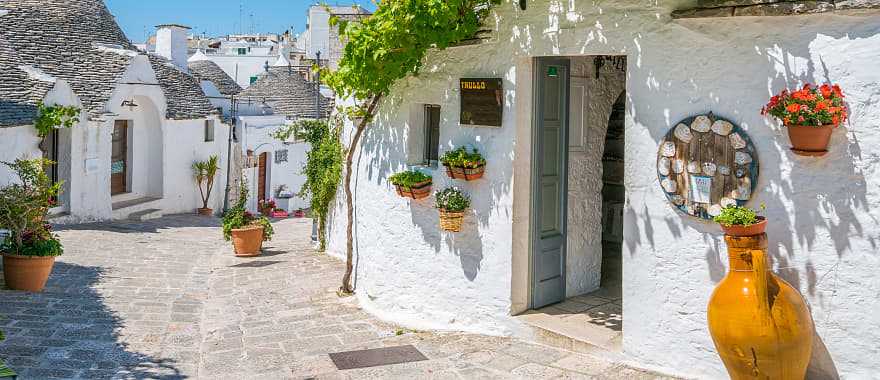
[707,234,814,379]
[786,124,834,156]
[2,254,56,292]
[231,226,264,257]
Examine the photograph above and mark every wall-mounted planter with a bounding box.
[395,180,433,200]
[444,164,485,181]
[439,209,465,232]
[440,147,486,181]
[786,123,835,156]
[763,83,847,157]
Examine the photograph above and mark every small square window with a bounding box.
[423,105,441,165]
[204,120,215,142]
[275,149,288,163]
[250,76,258,84]
[406,104,441,166]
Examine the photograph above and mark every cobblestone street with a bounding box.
[0,216,674,379]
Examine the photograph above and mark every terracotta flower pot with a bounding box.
[394,180,433,200]
[197,207,213,216]
[231,225,264,257]
[786,124,835,156]
[2,254,56,292]
[719,217,767,237]
[445,164,485,181]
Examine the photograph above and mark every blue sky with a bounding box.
[105,0,375,43]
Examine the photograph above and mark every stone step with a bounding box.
[516,309,622,356]
[127,208,163,221]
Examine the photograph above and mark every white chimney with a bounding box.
[155,24,190,71]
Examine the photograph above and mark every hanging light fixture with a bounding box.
[121,99,139,110]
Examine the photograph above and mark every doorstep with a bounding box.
[111,196,163,221]
[516,288,623,356]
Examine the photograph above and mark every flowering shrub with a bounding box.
[258,199,277,211]
[0,159,64,256]
[762,84,847,127]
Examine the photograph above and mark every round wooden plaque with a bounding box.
[656,113,759,220]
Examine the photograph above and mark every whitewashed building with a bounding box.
[235,66,333,213]
[0,0,231,223]
[298,5,371,69]
[325,1,880,379]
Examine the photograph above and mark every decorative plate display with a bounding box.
[656,113,760,220]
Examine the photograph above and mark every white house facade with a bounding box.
[0,1,231,223]
[325,1,880,379]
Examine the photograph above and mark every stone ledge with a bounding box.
[672,0,880,18]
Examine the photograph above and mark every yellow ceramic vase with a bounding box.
[707,234,814,380]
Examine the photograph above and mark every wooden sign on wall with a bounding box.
[656,113,760,220]
[460,78,503,127]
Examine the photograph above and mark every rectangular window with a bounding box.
[204,120,215,142]
[423,105,441,165]
[237,48,247,55]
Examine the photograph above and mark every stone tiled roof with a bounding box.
[0,0,216,126]
[239,67,333,118]
[147,55,218,120]
[0,0,136,125]
[0,34,54,127]
[188,60,243,96]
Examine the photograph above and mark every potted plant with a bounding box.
[0,159,64,292]
[713,204,767,237]
[440,147,486,181]
[193,155,220,216]
[272,208,289,218]
[762,83,847,156]
[223,182,275,257]
[258,199,277,216]
[435,187,470,232]
[389,170,432,200]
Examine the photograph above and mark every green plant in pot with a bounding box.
[713,204,766,237]
[223,181,275,257]
[435,187,470,232]
[0,159,64,292]
[440,147,486,181]
[193,155,220,216]
[389,170,432,200]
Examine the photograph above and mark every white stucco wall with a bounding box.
[189,54,277,89]
[326,1,880,378]
[239,116,310,213]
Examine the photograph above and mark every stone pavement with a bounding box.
[0,215,677,379]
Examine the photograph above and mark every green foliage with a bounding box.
[222,181,274,241]
[323,0,500,100]
[713,204,765,226]
[388,170,432,188]
[0,159,64,256]
[272,118,343,251]
[34,103,80,138]
[435,187,470,212]
[193,155,220,209]
[440,147,486,168]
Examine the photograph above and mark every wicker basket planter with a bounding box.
[439,209,465,232]
[445,164,485,181]
[395,180,433,200]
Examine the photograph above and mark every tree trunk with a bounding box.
[340,95,382,294]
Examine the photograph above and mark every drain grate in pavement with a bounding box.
[328,345,428,370]
[228,260,282,268]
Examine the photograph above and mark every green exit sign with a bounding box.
[547,66,558,77]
